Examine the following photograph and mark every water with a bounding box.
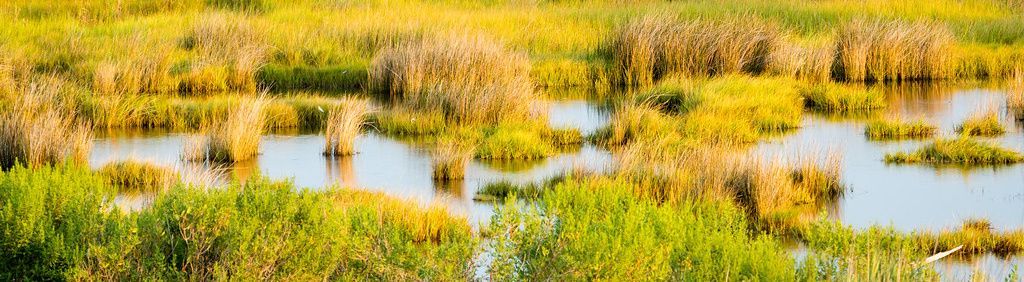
[756,84,1024,232]
[90,100,613,227]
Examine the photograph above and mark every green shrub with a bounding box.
[487,177,795,280]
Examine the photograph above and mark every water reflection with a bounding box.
[757,83,1024,232]
[91,100,615,227]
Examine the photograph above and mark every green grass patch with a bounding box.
[800,83,885,112]
[884,138,1024,165]
[473,180,545,202]
[955,111,1006,136]
[864,118,937,140]
[257,63,367,92]
[97,160,179,193]
[476,125,554,160]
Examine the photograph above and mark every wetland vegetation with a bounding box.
[2,0,1024,280]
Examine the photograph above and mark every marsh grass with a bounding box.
[955,107,1006,136]
[183,94,269,162]
[884,138,1024,165]
[369,35,540,124]
[180,12,268,92]
[370,107,446,136]
[473,180,544,202]
[916,218,1024,257]
[476,125,554,160]
[864,118,938,140]
[834,19,954,82]
[1009,71,1024,119]
[800,83,885,112]
[431,138,474,180]
[98,160,179,193]
[323,97,371,156]
[611,15,783,87]
[0,78,92,169]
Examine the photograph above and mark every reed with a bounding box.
[97,160,179,193]
[610,15,783,87]
[768,40,834,82]
[431,138,474,180]
[369,35,539,124]
[884,138,1024,165]
[183,94,269,162]
[864,118,937,140]
[0,78,92,169]
[323,97,371,156]
[955,108,1006,137]
[833,19,955,81]
[182,12,268,92]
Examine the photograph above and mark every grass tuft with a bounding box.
[184,94,269,162]
[884,138,1024,165]
[1009,71,1024,120]
[323,97,372,156]
[800,83,885,112]
[955,108,1006,137]
[431,138,474,180]
[98,160,179,193]
[864,118,937,140]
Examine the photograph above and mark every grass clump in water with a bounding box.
[955,109,1006,136]
[184,94,269,162]
[884,138,1024,165]
[431,138,474,180]
[1007,72,1023,120]
[834,19,955,81]
[0,78,92,169]
[370,107,446,136]
[473,180,545,202]
[369,35,540,124]
[864,118,937,140]
[323,97,371,156]
[799,83,885,112]
[98,160,179,193]
[476,125,555,160]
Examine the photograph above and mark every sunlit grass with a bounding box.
[799,82,885,112]
[884,138,1024,165]
[0,77,92,169]
[864,118,937,140]
[955,108,1006,136]
[97,160,179,193]
[323,97,371,156]
[183,94,268,162]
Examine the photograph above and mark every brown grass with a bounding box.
[183,12,268,92]
[1009,70,1024,119]
[834,19,955,81]
[323,97,372,156]
[369,35,540,124]
[0,77,92,169]
[610,14,783,87]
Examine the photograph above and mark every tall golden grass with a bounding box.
[610,15,783,87]
[369,35,541,124]
[0,77,93,169]
[834,19,954,81]
[183,94,269,162]
[323,97,371,156]
[92,35,176,95]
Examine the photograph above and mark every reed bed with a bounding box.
[915,218,1024,256]
[884,138,1024,165]
[0,78,92,169]
[431,138,474,180]
[369,35,540,124]
[768,40,834,82]
[98,160,179,193]
[864,118,937,140]
[323,97,372,156]
[833,19,955,81]
[610,15,783,87]
[183,94,269,162]
[180,12,268,92]
[955,108,1006,137]
[799,83,885,112]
